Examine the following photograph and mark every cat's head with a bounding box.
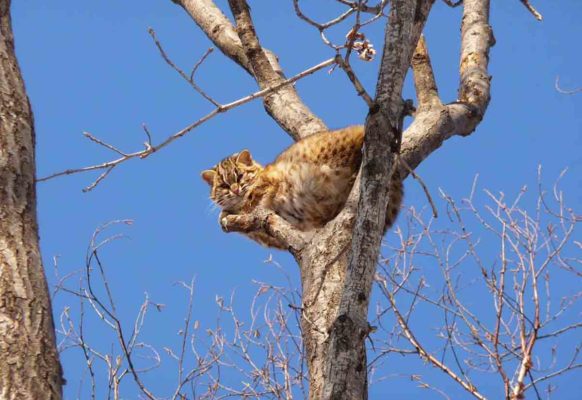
[201,150,263,213]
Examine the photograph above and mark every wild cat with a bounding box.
[202,126,403,249]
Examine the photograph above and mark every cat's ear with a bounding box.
[201,170,216,185]
[236,150,253,166]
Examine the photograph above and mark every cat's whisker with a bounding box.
[206,200,220,214]
[200,125,403,248]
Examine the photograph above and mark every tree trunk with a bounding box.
[0,1,64,398]
[175,0,493,398]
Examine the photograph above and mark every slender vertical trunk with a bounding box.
[0,1,63,398]
[302,1,434,398]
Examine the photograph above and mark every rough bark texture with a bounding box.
[0,1,64,398]
[184,0,493,398]
[399,0,492,177]
[411,35,441,111]
[321,2,434,398]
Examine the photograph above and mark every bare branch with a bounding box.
[411,35,441,111]
[293,0,355,31]
[399,156,438,218]
[457,0,494,135]
[229,0,328,140]
[148,28,219,106]
[171,0,253,74]
[173,0,327,140]
[77,281,97,400]
[38,57,335,189]
[519,0,543,21]
[190,47,214,81]
[384,285,487,400]
[524,363,582,390]
[373,170,580,399]
[555,75,582,95]
[334,55,374,107]
[82,166,115,193]
[398,0,495,177]
[293,0,388,51]
[336,0,388,14]
[221,207,308,253]
[83,233,157,399]
[55,223,307,398]
[83,131,128,157]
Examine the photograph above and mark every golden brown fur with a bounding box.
[202,126,403,248]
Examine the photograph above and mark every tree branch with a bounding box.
[385,287,487,400]
[398,0,494,177]
[411,35,441,111]
[335,54,374,107]
[171,0,253,74]
[173,0,327,140]
[38,57,335,190]
[336,0,389,15]
[322,1,435,398]
[148,28,219,107]
[221,208,308,253]
[555,75,582,95]
[518,0,543,21]
[457,0,493,134]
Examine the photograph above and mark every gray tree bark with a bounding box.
[322,1,434,398]
[0,1,64,398]
[173,0,328,141]
[173,0,493,398]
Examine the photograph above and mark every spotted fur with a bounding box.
[202,126,403,248]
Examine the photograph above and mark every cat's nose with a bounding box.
[231,184,240,195]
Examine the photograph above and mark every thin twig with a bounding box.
[82,166,115,193]
[148,28,219,106]
[343,1,362,63]
[387,290,487,400]
[190,47,214,81]
[336,0,387,14]
[555,76,582,95]
[78,278,97,400]
[293,0,355,30]
[519,0,543,21]
[38,57,336,190]
[80,221,157,399]
[172,279,196,400]
[83,132,128,157]
[399,156,438,218]
[524,363,582,390]
[334,55,374,107]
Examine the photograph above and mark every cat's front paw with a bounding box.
[220,212,243,232]
[220,212,232,232]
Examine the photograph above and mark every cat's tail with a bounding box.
[384,166,404,232]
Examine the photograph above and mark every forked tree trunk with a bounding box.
[173,0,492,398]
[0,1,63,398]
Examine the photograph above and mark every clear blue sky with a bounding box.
[11,1,581,398]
